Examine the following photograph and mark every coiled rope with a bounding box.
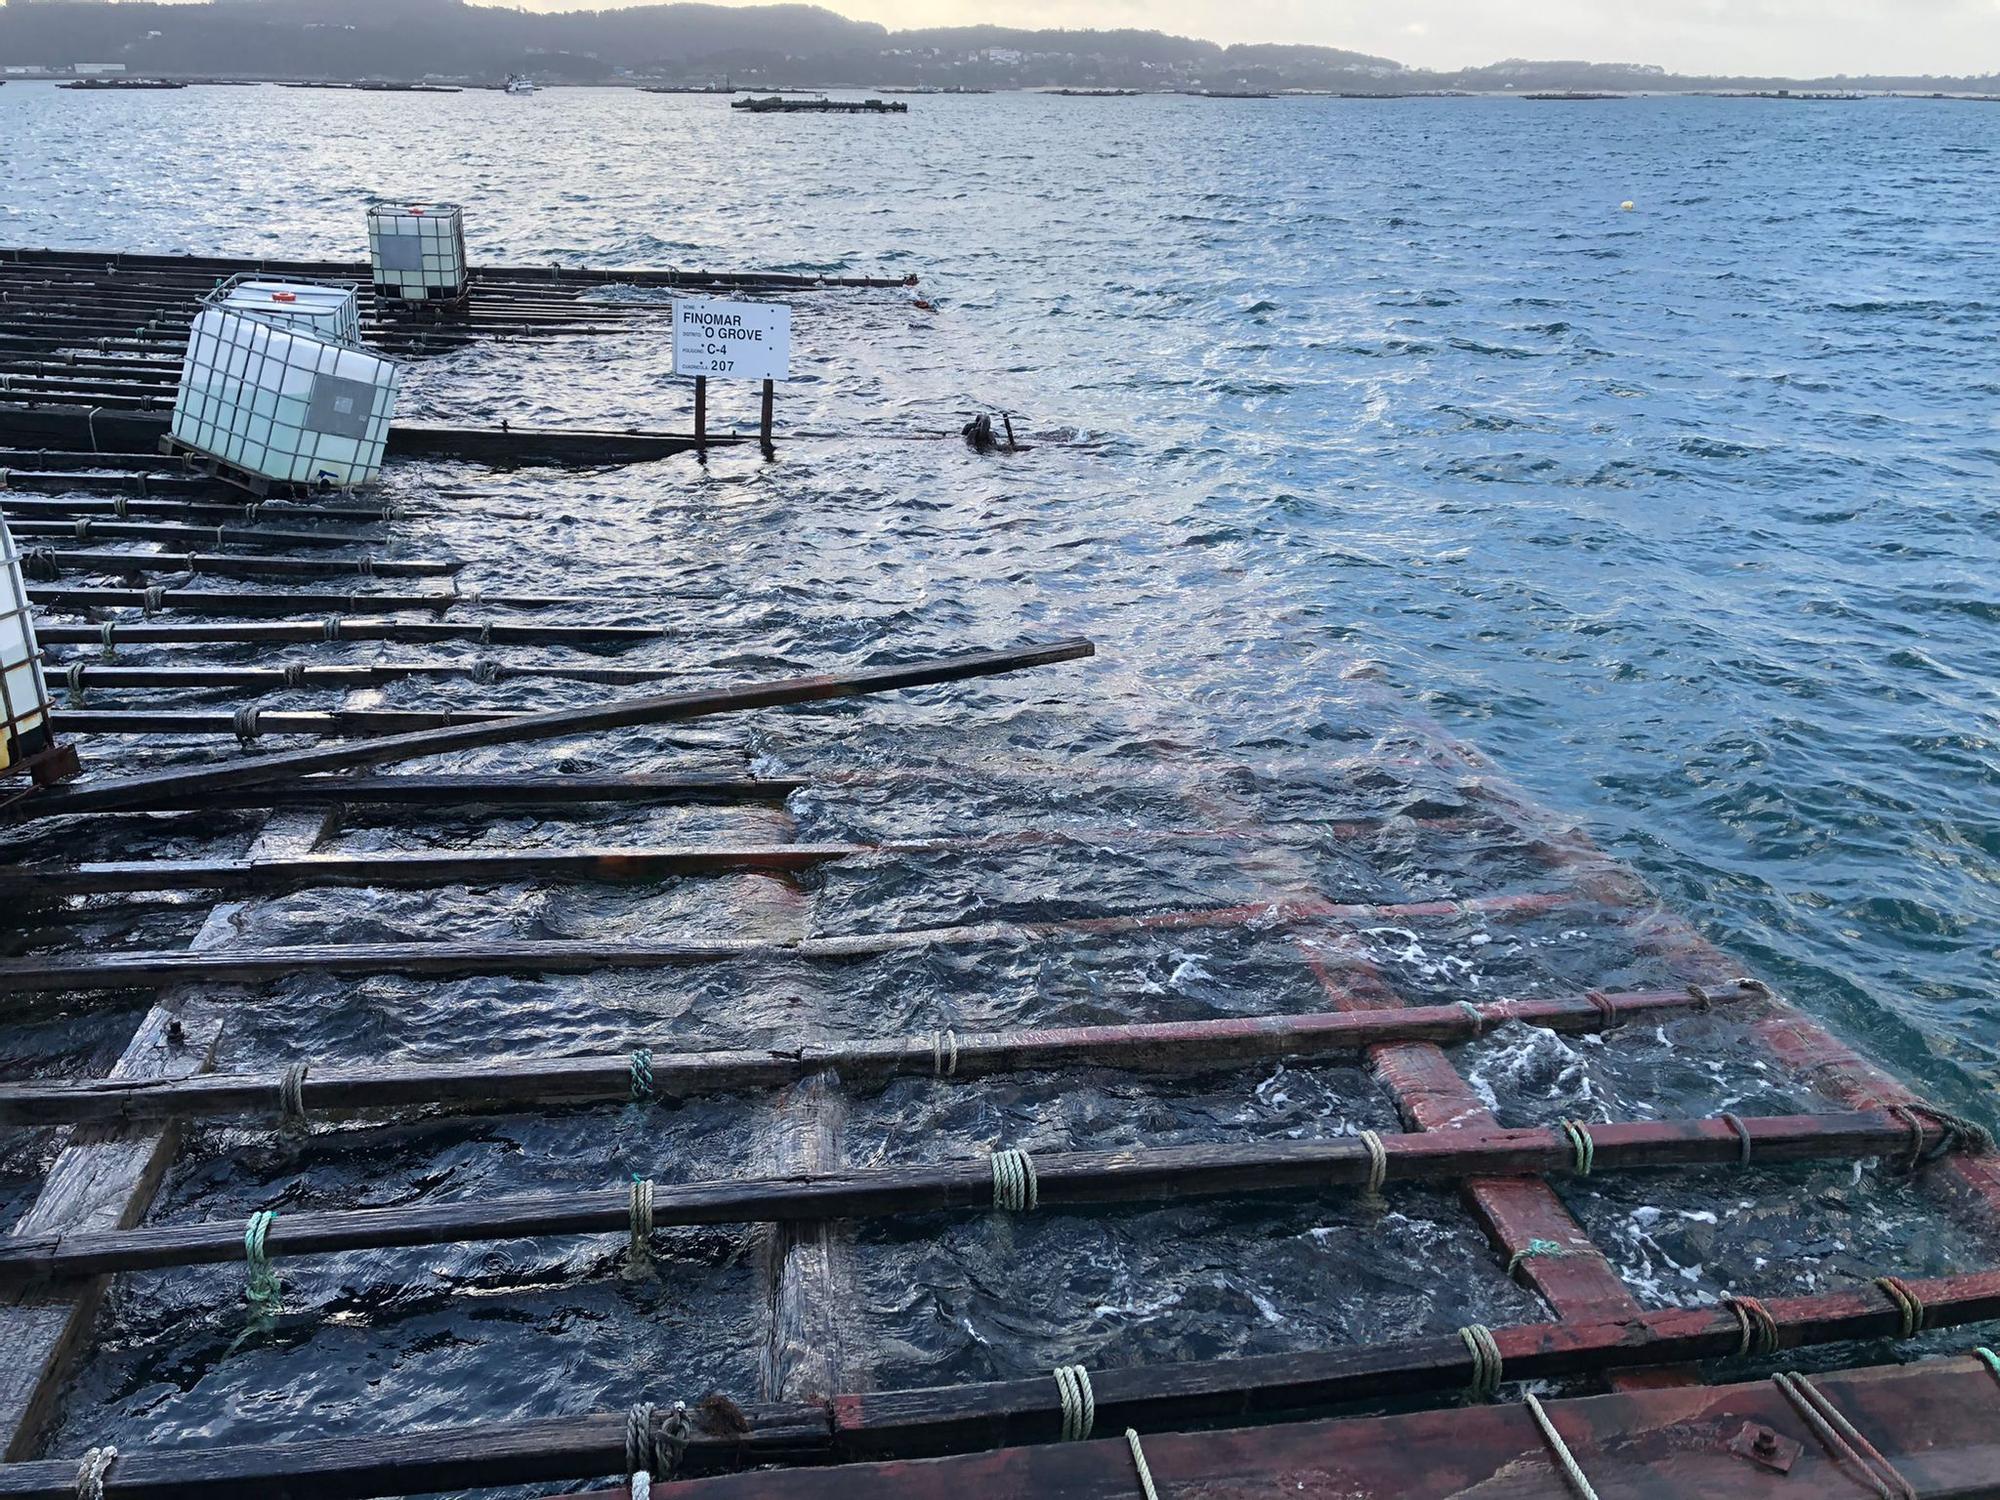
[932,1028,959,1079]
[1358,1129,1387,1196]
[1524,1392,1600,1499]
[1459,1323,1503,1398]
[277,1061,309,1129]
[1724,1294,1779,1358]
[1052,1364,1095,1442]
[284,663,307,688]
[630,1048,656,1103]
[1558,1119,1595,1176]
[322,616,342,641]
[1584,989,1620,1029]
[1124,1430,1159,1500]
[1874,1276,1925,1340]
[73,1446,117,1500]
[233,706,261,745]
[1716,1111,1753,1166]
[628,1177,655,1267]
[625,1400,690,1496]
[243,1209,281,1313]
[991,1148,1038,1212]
[141,584,165,615]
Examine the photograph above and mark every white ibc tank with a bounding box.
[208,275,362,344]
[170,308,402,488]
[0,520,55,775]
[368,203,469,302]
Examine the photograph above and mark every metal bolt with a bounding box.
[165,1019,184,1045]
[1752,1429,1777,1458]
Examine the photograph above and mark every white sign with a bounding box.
[672,298,791,380]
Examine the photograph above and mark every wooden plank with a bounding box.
[28,586,580,614]
[33,619,661,647]
[0,844,869,897]
[0,1112,1942,1283]
[9,638,1096,820]
[0,894,1691,999]
[20,549,456,579]
[0,808,334,1459]
[0,989,1707,1127]
[4,1302,2000,1497]
[624,1359,2000,1500]
[27,773,804,816]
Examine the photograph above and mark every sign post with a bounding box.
[671,297,791,461]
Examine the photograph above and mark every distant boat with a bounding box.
[504,75,540,95]
[731,94,907,113]
[59,78,188,92]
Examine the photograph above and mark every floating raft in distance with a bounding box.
[731,95,908,113]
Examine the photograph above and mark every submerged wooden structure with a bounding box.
[0,244,1996,1500]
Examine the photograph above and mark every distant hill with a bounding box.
[0,0,1993,91]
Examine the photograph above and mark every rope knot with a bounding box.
[1723,1294,1779,1358]
[1052,1365,1095,1441]
[990,1147,1038,1212]
[1875,1276,1925,1340]
[1557,1118,1596,1176]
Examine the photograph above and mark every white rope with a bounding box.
[1359,1129,1388,1194]
[74,1446,117,1500]
[1524,1393,1601,1499]
[1124,1429,1160,1500]
[1053,1364,1095,1442]
[628,1178,654,1264]
[991,1148,1038,1212]
[932,1028,958,1078]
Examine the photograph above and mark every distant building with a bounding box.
[982,48,1022,65]
[72,63,128,75]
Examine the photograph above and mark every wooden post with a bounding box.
[759,377,775,459]
[694,374,708,460]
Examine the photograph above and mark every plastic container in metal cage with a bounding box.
[205,273,363,345]
[170,307,402,489]
[0,520,55,775]
[367,203,469,303]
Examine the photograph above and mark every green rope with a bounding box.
[1507,1237,1601,1280]
[243,1210,281,1313]
[1459,1323,1503,1399]
[991,1148,1038,1212]
[630,1048,655,1104]
[625,1176,655,1277]
[1558,1119,1595,1176]
[1973,1347,2000,1384]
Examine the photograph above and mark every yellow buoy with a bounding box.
[1620,200,1636,212]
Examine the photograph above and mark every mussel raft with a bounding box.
[0,244,1997,1499]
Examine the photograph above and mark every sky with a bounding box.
[511,0,2000,77]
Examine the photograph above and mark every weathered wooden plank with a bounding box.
[28,586,580,614]
[33,619,660,647]
[0,844,864,899]
[0,891,1594,998]
[0,988,1706,1127]
[27,773,804,816]
[0,808,334,1459]
[9,639,1097,821]
[0,1112,1943,1283]
[12,549,452,579]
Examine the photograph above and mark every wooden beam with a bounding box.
[28,586,582,614]
[0,988,1712,1127]
[20,772,803,817]
[0,1112,1944,1284]
[0,843,868,898]
[34,619,660,647]
[1,1290,1998,1497]
[17,549,458,579]
[8,638,1096,820]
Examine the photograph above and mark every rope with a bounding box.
[1053,1365,1095,1441]
[323,616,341,641]
[243,1209,281,1312]
[1523,1393,1600,1500]
[471,657,501,685]
[23,547,59,582]
[1717,1112,1752,1166]
[284,663,306,688]
[233,706,261,745]
[98,622,115,656]
[1458,1323,1502,1398]
[1584,989,1619,1029]
[1686,983,1713,1011]
[1124,1430,1160,1500]
[1507,1237,1601,1281]
[356,554,374,576]
[1906,1103,1995,1160]
[73,1447,117,1500]
[1558,1119,1595,1176]
[1772,1370,1917,1500]
[1358,1129,1388,1195]
[1736,976,1773,997]
[113,494,128,518]
[1456,1000,1484,1036]
[141,584,165,615]
[1723,1294,1779,1358]
[66,662,85,701]
[630,1048,655,1103]
[1874,1276,1924,1340]
[991,1148,1038,1212]
[277,1061,309,1129]
[73,517,91,541]
[932,1028,959,1078]
[1974,1346,2000,1384]
[628,1177,654,1264]
[1886,1106,1930,1173]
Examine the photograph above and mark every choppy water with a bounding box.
[1,84,1997,1478]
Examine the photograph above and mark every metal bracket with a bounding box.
[1727,1421,1802,1474]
